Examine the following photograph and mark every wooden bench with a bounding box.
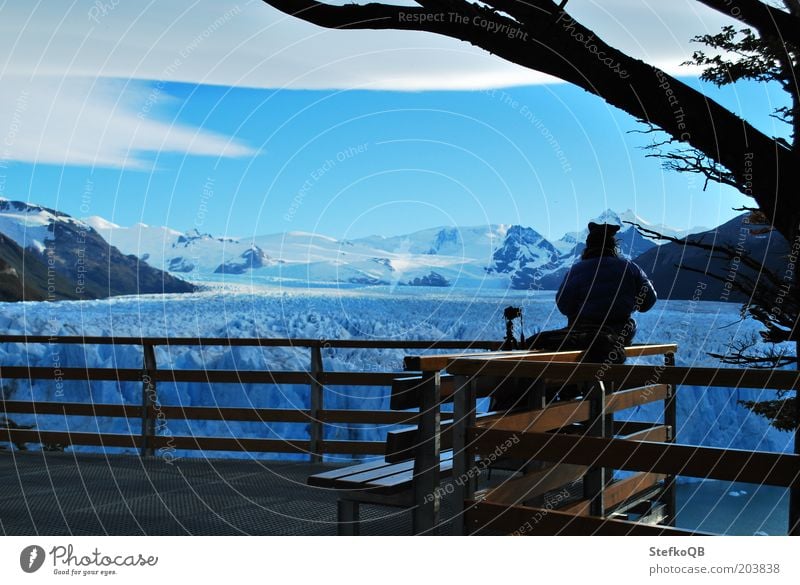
[308,370,470,535]
[308,450,455,535]
[309,344,678,535]
[307,369,568,534]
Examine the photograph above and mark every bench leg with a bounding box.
[452,375,476,535]
[412,371,441,535]
[337,499,360,536]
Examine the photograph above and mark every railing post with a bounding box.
[140,344,157,458]
[523,379,547,486]
[584,380,608,517]
[412,370,441,535]
[663,351,678,527]
[451,375,476,535]
[309,345,324,463]
[790,379,800,536]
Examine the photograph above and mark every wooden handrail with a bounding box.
[0,336,502,460]
[468,428,800,488]
[447,358,800,390]
[0,367,407,386]
[0,400,452,426]
[0,335,501,350]
[0,428,388,456]
[471,386,672,434]
[406,343,677,371]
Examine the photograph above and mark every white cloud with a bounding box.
[0,0,740,169]
[1,1,738,91]
[0,75,254,169]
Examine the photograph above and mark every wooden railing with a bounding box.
[435,355,800,536]
[0,336,501,461]
[4,335,796,535]
[404,343,681,534]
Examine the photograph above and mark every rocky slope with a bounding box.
[0,198,195,301]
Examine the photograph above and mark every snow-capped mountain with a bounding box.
[4,199,718,294]
[0,198,194,300]
[0,198,79,254]
[85,218,279,276]
[85,210,707,290]
[355,224,507,259]
[485,225,562,290]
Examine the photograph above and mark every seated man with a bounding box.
[490,222,658,411]
[554,222,657,359]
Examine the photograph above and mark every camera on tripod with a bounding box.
[501,305,525,350]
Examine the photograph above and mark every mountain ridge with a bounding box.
[89,206,710,291]
[7,197,749,298]
[0,198,195,301]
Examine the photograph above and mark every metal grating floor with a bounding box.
[0,451,461,536]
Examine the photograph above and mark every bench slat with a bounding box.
[338,452,454,488]
[363,458,455,492]
[308,459,396,487]
[311,451,456,497]
[332,459,417,487]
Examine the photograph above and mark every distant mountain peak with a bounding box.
[0,198,194,300]
[85,216,120,230]
[487,224,560,282]
[594,208,623,225]
[427,227,461,255]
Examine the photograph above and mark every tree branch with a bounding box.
[478,0,554,20]
[261,0,800,239]
[260,1,443,31]
[696,0,800,47]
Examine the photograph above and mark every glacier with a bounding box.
[0,283,795,462]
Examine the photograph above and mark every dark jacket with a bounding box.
[556,256,657,326]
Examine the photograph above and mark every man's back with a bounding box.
[556,256,657,325]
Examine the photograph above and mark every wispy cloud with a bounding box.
[1,1,736,91]
[0,75,254,170]
[0,0,737,169]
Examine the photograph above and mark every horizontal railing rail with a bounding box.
[0,335,502,349]
[446,358,800,389]
[405,343,678,371]
[0,336,498,461]
[469,428,800,488]
[0,400,454,425]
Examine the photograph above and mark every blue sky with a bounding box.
[0,1,787,240]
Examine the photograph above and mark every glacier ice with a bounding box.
[0,286,795,461]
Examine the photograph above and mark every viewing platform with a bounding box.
[1,336,799,536]
[0,451,429,536]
